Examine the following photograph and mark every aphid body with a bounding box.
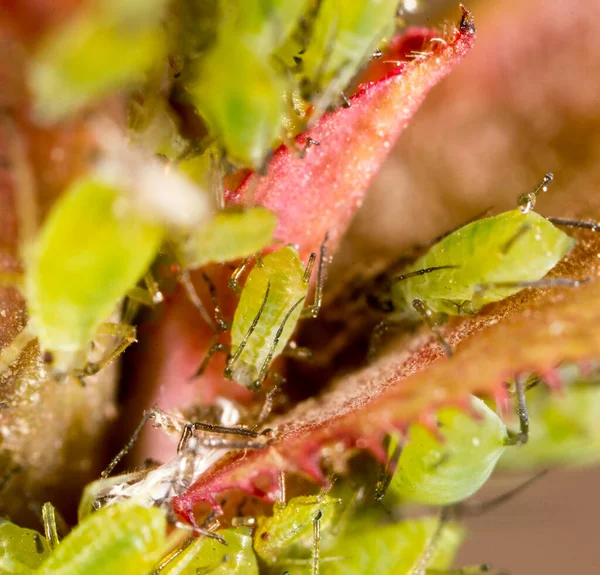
[254,495,340,566]
[385,396,508,506]
[35,503,169,575]
[390,209,575,317]
[299,0,400,113]
[321,516,465,575]
[226,244,319,389]
[1,178,163,376]
[0,519,50,573]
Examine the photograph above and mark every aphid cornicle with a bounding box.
[198,239,328,390]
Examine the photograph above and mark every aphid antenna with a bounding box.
[252,295,306,390]
[200,271,229,332]
[173,520,228,546]
[374,437,403,501]
[393,265,460,283]
[225,280,272,379]
[517,172,554,214]
[504,375,529,446]
[546,217,600,233]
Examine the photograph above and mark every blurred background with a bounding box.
[341,0,600,572]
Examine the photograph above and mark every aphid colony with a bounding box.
[3,0,600,569]
[6,362,600,573]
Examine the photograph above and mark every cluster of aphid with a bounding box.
[3,0,600,571]
[3,164,600,573]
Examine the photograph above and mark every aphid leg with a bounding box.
[504,375,529,445]
[427,565,494,574]
[374,436,403,501]
[459,470,548,517]
[201,271,229,331]
[251,296,306,390]
[0,322,36,376]
[192,340,230,379]
[368,320,396,360]
[282,341,313,361]
[126,272,164,307]
[225,281,272,381]
[41,502,60,550]
[255,373,285,425]
[228,256,255,296]
[76,322,137,379]
[101,407,156,478]
[302,233,330,319]
[179,268,218,332]
[312,509,322,575]
[151,536,195,575]
[412,299,454,358]
[546,217,600,232]
[410,507,452,575]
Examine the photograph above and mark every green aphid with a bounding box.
[184,37,287,170]
[29,0,169,122]
[0,178,163,377]
[179,207,278,269]
[35,503,172,575]
[226,0,313,56]
[224,243,326,390]
[320,517,465,575]
[254,495,341,566]
[299,0,400,114]
[0,520,50,574]
[161,527,258,575]
[382,175,577,319]
[498,366,600,471]
[384,396,508,506]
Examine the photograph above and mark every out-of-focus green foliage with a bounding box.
[30,0,170,122]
